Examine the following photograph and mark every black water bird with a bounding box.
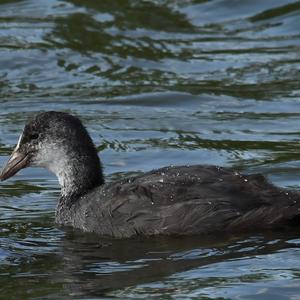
[1,111,300,238]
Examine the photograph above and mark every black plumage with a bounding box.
[1,111,300,238]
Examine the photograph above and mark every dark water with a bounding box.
[1,0,300,299]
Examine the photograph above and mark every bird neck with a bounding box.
[54,152,104,225]
[48,146,105,203]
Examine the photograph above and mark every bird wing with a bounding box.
[80,165,300,237]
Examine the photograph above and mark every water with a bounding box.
[0,0,300,298]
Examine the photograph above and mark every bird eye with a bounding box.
[30,133,39,140]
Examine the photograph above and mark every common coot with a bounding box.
[1,111,299,238]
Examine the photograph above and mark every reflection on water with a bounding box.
[1,0,300,299]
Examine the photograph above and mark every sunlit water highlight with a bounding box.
[1,0,300,299]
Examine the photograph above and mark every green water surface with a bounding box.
[1,0,300,299]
